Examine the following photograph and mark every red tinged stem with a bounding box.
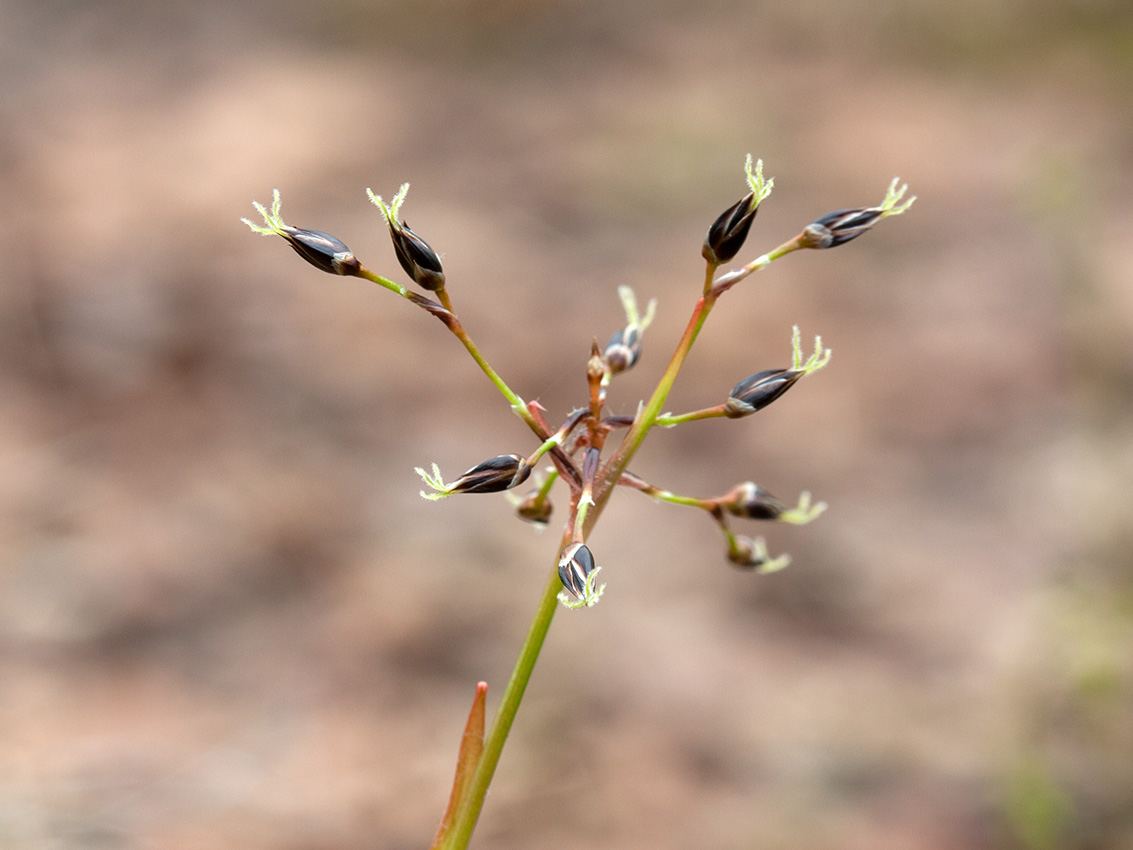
[430,682,488,850]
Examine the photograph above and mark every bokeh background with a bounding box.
[2,1,1132,848]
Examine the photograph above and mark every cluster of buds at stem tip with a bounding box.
[702,154,773,265]
[724,325,831,417]
[242,190,362,276]
[367,184,446,291]
[557,542,605,608]
[416,456,532,500]
[800,177,916,249]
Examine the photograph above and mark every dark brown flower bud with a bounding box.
[390,221,445,291]
[515,491,553,525]
[721,482,787,520]
[727,535,764,568]
[449,454,532,494]
[724,368,803,418]
[603,325,642,374]
[727,535,790,573]
[703,192,757,265]
[280,226,362,276]
[558,542,597,600]
[800,207,885,249]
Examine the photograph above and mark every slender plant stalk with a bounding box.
[444,315,539,429]
[441,241,803,846]
[441,263,759,848]
[605,291,717,478]
[441,276,728,849]
[359,268,541,433]
[441,529,572,849]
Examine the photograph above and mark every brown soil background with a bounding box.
[2,2,1132,848]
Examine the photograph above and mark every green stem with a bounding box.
[357,266,411,298]
[447,317,537,429]
[647,490,717,510]
[594,238,798,504]
[711,237,801,293]
[703,260,718,296]
[442,531,571,850]
[595,290,718,504]
[358,268,540,434]
[534,469,558,501]
[654,404,728,427]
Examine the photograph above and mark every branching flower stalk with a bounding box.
[242,161,914,849]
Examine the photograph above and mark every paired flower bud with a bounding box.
[727,535,791,573]
[720,482,787,520]
[389,220,446,291]
[724,368,803,417]
[242,190,361,276]
[514,490,553,525]
[449,454,532,494]
[800,178,916,249]
[280,226,362,276]
[368,184,446,291]
[728,534,763,567]
[416,455,537,500]
[603,285,656,376]
[557,542,597,600]
[703,155,773,265]
[603,325,643,374]
[800,207,885,249]
[703,191,758,265]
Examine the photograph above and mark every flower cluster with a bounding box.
[244,160,915,849]
[243,160,914,609]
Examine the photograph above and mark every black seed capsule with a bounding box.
[800,207,885,249]
[450,455,532,494]
[727,535,765,569]
[390,221,445,290]
[722,482,787,521]
[703,192,757,265]
[515,491,553,525]
[281,226,361,276]
[724,368,803,418]
[604,325,642,374]
[558,543,596,599]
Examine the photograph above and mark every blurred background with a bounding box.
[2,1,1131,848]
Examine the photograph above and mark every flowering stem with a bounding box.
[438,230,801,849]
[442,531,571,850]
[246,168,914,850]
[597,290,718,499]
[434,195,840,850]
[446,465,625,848]
[596,237,797,500]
